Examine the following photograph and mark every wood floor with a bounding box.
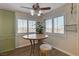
[0,45,69,56]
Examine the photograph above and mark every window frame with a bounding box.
[28,20,36,33]
[45,18,53,33]
[53,15,65,34]
[17,19,28,34]
[17,19,36,34]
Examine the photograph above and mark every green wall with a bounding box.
[0,10,15,53]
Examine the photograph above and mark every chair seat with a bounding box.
[40,43,52,51]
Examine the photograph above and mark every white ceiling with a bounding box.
[0,3,65,14]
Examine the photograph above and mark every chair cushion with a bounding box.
[40,43,52,51]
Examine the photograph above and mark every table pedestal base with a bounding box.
[29,40,43,56]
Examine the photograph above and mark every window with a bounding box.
[28,20,36,33]
[54,16,64,34]
[17,19,27,33]
[45,19,52,33]
[17,19,36,33]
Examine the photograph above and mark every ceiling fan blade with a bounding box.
[21,6,32,9]
[40,7,51,10]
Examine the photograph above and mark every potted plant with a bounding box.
[36,22,44,34]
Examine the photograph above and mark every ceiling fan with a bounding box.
[21,3,51,16]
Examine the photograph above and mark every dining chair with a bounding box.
[40,43,52,56]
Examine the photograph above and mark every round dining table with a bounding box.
[23,34,48,55]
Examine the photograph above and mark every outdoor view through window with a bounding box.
[18,16,64,34]
[54,16,64,34]
[17,19,36,33]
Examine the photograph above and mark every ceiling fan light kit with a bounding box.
[22,3,51,16]
[39,10,42,14]
[31,10,42,16]
[31,10,34,16]
[37,12,41,16]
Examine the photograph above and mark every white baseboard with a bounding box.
[15,42,38,48]
[15,44,30,48]
[0,48,14,53]
[52,46,74,56]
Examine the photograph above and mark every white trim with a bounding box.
[52,46,74,56]
[15,42,38,48]
[0,48,14,53]
[15,44,29,48]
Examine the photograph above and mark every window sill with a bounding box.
[45,32,53,34]
[54,33,64,35]
[17,32,36,34]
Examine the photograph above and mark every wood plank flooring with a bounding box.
[0,45,69,56]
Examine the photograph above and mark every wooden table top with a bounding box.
[23,34,48,40]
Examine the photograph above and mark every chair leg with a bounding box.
[40,50,48,56]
